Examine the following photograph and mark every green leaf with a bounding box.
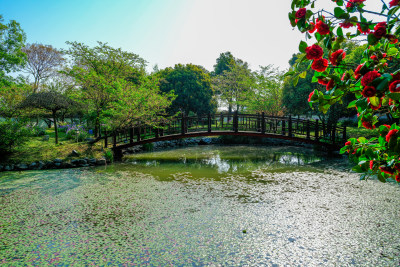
[347,100,356,108]
[299,41,308,53]
[369,96,380,107]
[387,92,400,100]
[336,27,343,37]
[387,47,398,57]
[352,165,364,173]
[378,173,387,183]
[367,34,379,45]
[358,137,367,144]
[293,75,300,86]
[299,71,307,78]
[334,7,346,18]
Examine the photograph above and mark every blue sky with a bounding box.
[1,0,382,72]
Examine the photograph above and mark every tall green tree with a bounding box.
[64,41,147,135]
[0,14,26,86]
[213,52,235,76]
[158,64,216,115]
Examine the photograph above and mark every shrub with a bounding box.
[0,119,31,153]
[104,149,114,163]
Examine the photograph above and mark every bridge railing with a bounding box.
[97,112,347,149]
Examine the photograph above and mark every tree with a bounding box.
[289,0,400,182]
[0,82,31,118]
[22,43,65,92]
[0,14,26,86]
[157,64,216,115]
[245,65,285,116]
[19,91,75,144]
[213,59,253,113]
[213,52,235,76]
[64,41,147,136]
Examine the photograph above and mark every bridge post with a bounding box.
[104,130,108,148]
[261,112,266,134]
[160,123,164,137]
[113,132,117,149]
[315,119,319,140]
[221,114,224,128]
[137,126,141,141]
[282,119,286,136]
[181,113,186,135]
[306,120,310,139]
[288,115,293,137]
[233,111,238,132]
[208,113,212,133]
[257,113,261,132]
[155,126,159,138]
[129,128,134,144]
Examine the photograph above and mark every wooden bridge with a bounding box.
[95,112,347,157]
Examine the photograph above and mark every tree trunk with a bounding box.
[94,113,100,138]
[53,110,58,144]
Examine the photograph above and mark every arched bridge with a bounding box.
[96,112,347,155]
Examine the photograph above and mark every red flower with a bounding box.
[370,55,378,61]
[386,129,398,142]
[305,44,323,60]
[392,72,400,81]
[389,0,400,8]
[329,49,346,66]
[394,163,400,172]
[326,79,335,91]
[308,22,316,33]
[311,58,329,72]
[380,166,395,175]
[370,160,374,170]
[357,23,370,34]
[389,80,400,93]
[317,77,329,85]
[295,8,307,19]
[361,86,376,97]
[362,120,375,129]
[308,91,314,102]
[316,20,330,35]
[345,141,351,146]
[386,34,399,44]
[373,22,387,39]
[361,71,381,87]
[346,0,366,7]
[384,124,391,130]
[354,64,364,79]
[370,100,381,110]
[340,21,354,28]
[341,73,347,81]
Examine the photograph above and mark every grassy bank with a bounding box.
[1,128,106,164]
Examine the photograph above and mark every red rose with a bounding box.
[357,23,370,34]
[311,58,329,72]
[317,77,329,85]
[370,160,374,170]
[373,22,387,38]
[386,129,398,142]
[308,22,316,33]
[346,0,366,8]
[354,64,364,79]
[308,91,314,102]
[361,71,381,87]
[362,120,375,129]
[370,55,378,61]
[389,80,400,93]
[305,44,323,60]
[295,8,307,19]
[316,20,330,35]
[380,166,395,175]
[386,34,399,44]
[361,86,376,97]
[329,49,346,66]
[326,79,335,91]
[389,0,400,8]
[392,72,400,81]
[340,21,354,28]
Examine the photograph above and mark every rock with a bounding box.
[44,161,54,169]
[16,164,28,170]
[0,165,3,171]
[38,161,45,169]
[88,158,97,165]
[42,135,50,141]
[54,162,62,168]
[29,162,38,169]
[85,138,95,143]
[81,164,90,167]
[53,158,63,163]
[96,158,106,166]
[63,162,74,168]
[4,165,14,171]
[199,138,212,145]
[70,150,80,157]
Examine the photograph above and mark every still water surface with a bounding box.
[0,145,399,266]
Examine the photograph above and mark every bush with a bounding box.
[0,119,31,153]
[31,125,46,136]
[65,124,88,142]
[104,149,114,163]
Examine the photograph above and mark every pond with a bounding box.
[0,145,399,266]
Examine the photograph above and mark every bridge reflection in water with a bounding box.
[95,112,346,154]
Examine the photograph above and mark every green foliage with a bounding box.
[0,15,26,86]
[290,0,400,182]
[213,52,236,76]
[142,143,154,152]
[104,149,114,163]
[158,64,216,115]
[0,119,30,153]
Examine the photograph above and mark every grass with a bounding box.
[346,126,380,139]
[1,128,106,164]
